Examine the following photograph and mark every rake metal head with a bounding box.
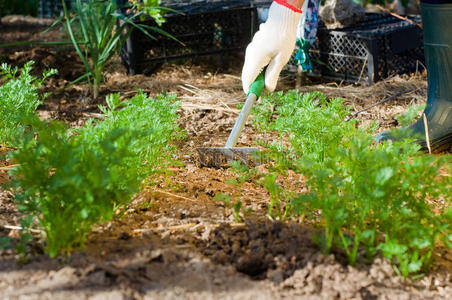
[197,147,260,168]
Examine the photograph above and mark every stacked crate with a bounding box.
[289,13,424,85]
[120,0,257,74]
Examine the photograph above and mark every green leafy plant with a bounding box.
[8,90,182,257]
[79,91,183,180]
[10,117,140,257]
[295,134,451,270]
[381,104,428,143]
[0,236,11,250]
[260,173,295,220]
[253,90,357,162]
[129,0,167,25]
[0,61,57,146]
[60,0,171,99]
[214,161,256,222]
[0,60,181,257]
[251,90,452,277]
[214,193,241,222]
[395,104,426,127]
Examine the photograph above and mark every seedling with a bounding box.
[396,104,426,127]
[0,61,56,147]
[214,160,257,222]
[261,173,293,220]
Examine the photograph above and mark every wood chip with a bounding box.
[0,164,19,171]
[151,189,197,202]
[134,223,197,233]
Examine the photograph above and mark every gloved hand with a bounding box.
[242,0,302,94]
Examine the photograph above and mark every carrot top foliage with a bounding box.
[250,90,452,277]
[0,61,56,147]
[1,62,182,257]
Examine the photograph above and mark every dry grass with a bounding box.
[293,73,428,131]
[105,62,430,134]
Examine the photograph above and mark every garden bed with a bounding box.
[0,16,451,299]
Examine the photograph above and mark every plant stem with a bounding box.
[93,67,102,99]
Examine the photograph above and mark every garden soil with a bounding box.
[0,16,451,299]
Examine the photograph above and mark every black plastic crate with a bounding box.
[289,13,424,85]
[120,0,257,74]
[38,0,73,18]
[37,1,125,18]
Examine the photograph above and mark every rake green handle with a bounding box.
[248,70,265,98]
[225,71,265,148]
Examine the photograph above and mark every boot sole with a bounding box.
[419,132,452,153]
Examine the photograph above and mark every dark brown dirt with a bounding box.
[0,15,451,300]
[202,220,318,281]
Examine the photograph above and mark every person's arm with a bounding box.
[241,0,304,93]
[285,0,304,10]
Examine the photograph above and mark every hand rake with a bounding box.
[197,72,265,168]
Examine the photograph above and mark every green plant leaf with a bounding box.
[0,236,11,249]
[214,193,231,206]
[375,167,393,185]
[408,260,423,274]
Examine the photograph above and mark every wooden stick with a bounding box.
[134,223,198,233]
[134,222,245,234]
[180,102,239,113]
[376,4,422,29]
[223,74,241,80]
[345,89,412,121]
[151,189,197,202]
[423,113,432,154]
[0,164,19,171]
[183,83,200,91]
[178,85,197,94]
[82,112,105,119]
[356,53,369,84]
[3,225,44,234]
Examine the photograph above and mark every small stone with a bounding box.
[267,269,284,284]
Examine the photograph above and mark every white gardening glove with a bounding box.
[242,0,302,94]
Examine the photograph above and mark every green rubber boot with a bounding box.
[377,2,452,151]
